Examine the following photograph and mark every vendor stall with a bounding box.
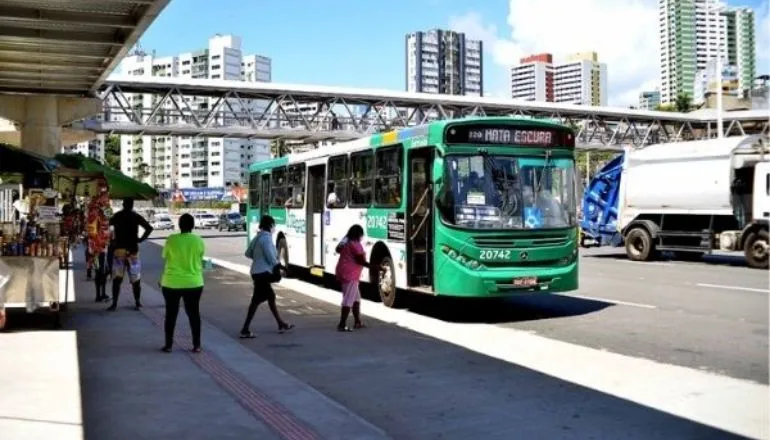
[0,171,69,329]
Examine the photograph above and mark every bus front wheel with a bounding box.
[375,255,398,308]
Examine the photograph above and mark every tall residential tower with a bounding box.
[659,0,756,104]
[510,52,607,106]
[405,29,483,96]
[117,35,271,190]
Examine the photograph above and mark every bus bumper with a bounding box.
[433,260,579,298]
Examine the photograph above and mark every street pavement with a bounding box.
[151,230,769,385]
[143,229,768,439]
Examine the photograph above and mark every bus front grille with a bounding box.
[472,235,569,248]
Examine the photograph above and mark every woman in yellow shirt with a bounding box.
[160,213,206,353]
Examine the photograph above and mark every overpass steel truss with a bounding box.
[75,77,770,151]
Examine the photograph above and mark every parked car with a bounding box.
[193,213,219,229]
[218,212,246,231]
[152,214,175,230]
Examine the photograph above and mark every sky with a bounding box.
[137,0,769,107]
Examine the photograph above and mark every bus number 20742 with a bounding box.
[479,249,512,260]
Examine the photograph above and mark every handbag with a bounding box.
[269,264,282,283]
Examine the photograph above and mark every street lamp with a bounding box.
[709,1,725,138]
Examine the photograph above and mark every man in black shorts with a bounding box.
[107,198,153,311]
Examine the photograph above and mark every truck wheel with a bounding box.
[625,227,655,261]
[743,230,769,269]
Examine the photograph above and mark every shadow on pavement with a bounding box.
[583,249,748,267]
[61,241,756,440]
[290,270,612,325]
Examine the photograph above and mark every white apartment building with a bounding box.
[61,135,106,163]
[406,29,483,96]
[510,53,554,102]
[510,52,607,107]
[117,35,271,190]
[553,52,608,106]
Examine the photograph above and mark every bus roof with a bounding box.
[248,116,569,172]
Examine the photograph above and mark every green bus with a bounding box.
[246,117,579,307]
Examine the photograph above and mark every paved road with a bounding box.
[150,230,768,385]
[138,234,758,439]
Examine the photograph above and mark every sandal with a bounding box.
[161,346,172,353]
[337,325,353,332]
[354,322,366,329]
[239,331,256,339]
[278,323,295,333]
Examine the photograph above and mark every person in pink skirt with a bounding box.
[334,225,369,332]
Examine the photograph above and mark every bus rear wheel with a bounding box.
[277,237,292,278]
[375,255,398,308]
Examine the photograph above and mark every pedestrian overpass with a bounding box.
[0,0,171,155]
[69,75,770,151]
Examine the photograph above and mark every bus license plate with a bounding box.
[512,277,538,287]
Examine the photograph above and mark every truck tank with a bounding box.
[580,153,624,247]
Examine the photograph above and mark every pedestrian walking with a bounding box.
[240,215,294,338]
[334,225,369,332]
[160,214,206,353]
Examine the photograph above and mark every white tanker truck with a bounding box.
[617,135,769,269]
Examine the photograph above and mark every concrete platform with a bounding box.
[0,249,389,440]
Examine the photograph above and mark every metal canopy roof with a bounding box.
[0,0,170,97]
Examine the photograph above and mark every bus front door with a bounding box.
[407,149,433,288]
[306,164,326,269]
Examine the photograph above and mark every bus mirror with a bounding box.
[432,157,443,185]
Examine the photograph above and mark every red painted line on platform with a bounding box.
[138,304,321,440]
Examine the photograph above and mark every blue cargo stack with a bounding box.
[580,153,624,247]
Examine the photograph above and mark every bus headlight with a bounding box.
[468,260,480,269]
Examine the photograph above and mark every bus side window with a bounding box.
[350,151,374,207]
[374,146,403,207]
[286,164,305,208]
[248,172,260,208]
[327,155,348,208]
[270,167,287,207]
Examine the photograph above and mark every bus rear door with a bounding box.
[407,148,434,288]
[307,164,326,271]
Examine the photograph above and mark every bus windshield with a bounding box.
[438,154,577,230]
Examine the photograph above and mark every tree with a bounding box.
[674,93,692,113]
[135,162,150,182]
[104,134,121,169]
[654,103,677,112]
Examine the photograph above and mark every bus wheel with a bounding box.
[277,238,292,277]
[744,230,769,269]
[376,255,398,308]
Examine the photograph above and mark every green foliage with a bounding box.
[575,151,618,182]
[674,93,692,113]
[654,94,692,113]
[104,135,121,169]
[270,139,290,158]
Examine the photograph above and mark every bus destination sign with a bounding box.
[445,125,573,148]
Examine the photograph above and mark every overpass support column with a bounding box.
[0,95,101,157]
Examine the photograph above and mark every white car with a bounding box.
[194,213,218,229]
[152,215,174,230]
